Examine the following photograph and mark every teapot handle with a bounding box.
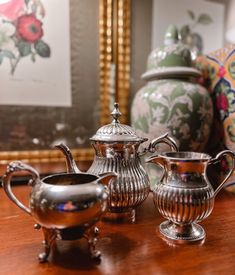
[208,150,235,197]
[1,161,40,215]
[148,132,178,153]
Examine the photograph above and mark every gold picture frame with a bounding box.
[0,0,131,175]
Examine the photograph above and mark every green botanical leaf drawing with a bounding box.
[197,14,213,25]
[180,25,190,39]
[35,40,51,58]
[31,53,36,62]
[0,0,51,75]
[2,50,15,59]
[187,10,195,21]
[17,41,31,57]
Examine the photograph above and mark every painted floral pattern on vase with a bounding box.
[206,45,235,148]
[131,25,214,188]
[131,79,213,151]
[205,44,235,191]
[0,0,51,75]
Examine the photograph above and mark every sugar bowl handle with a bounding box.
[148,132,178,153]
[208,150,235,197]
[2,161,40,215]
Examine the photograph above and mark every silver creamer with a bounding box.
[146,150,235,242]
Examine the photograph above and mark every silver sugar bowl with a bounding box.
[146,150,235,242]
[2,161,116,262]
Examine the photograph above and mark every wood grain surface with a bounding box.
[0,185,235,275]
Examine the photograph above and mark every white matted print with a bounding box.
[0,0,71,107]
[152,0,225,55]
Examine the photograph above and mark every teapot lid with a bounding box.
[142,25,201,81]
[90,103,147,143]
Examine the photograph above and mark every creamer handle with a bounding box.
[1,161,40,215]
[208,150,235,197]
[148,132,178,153]
[145,154,167,183]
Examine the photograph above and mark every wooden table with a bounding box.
[0,185,235,275]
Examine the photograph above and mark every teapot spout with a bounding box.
[97,172,117,186]
[55,143,81,173]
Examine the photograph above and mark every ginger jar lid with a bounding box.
[90,103,147,143]
[142,25,201,81]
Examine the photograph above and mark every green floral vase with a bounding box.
[131,25,213,186]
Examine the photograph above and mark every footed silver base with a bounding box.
[35,225,101,263]
[159,220,205,243]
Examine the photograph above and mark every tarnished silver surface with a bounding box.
[146,150,235,242]
[57,103,178,223]
[2,161,116,262]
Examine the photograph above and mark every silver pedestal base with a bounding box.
[159,220,205,243]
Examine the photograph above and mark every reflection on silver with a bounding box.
[146,150,235,242]
[2,161,116,262]
[56,103,178,223]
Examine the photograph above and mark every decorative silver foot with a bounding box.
[84,226,101,259]
[38,227,57,263]
[159,220,206,243]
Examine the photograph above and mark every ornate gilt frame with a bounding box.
[0,0,131,174]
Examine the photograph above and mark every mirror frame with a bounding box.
[0,0,131,174]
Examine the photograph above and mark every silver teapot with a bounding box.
[57,103,178,223]
[146,150,235,242]
[2,161,116,262]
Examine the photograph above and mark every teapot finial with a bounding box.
[111,102,122,124]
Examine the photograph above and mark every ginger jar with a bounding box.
[131,25,213,153]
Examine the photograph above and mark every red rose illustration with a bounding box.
[216,94,228,111]
[16,14,43,43]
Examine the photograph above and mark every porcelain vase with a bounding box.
[131,25,213,186]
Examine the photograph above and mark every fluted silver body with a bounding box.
[55,104,178,223]
[147,150,235,242]
[88,143,150,220]
[85,103,178,222]
[154,174,214,225]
